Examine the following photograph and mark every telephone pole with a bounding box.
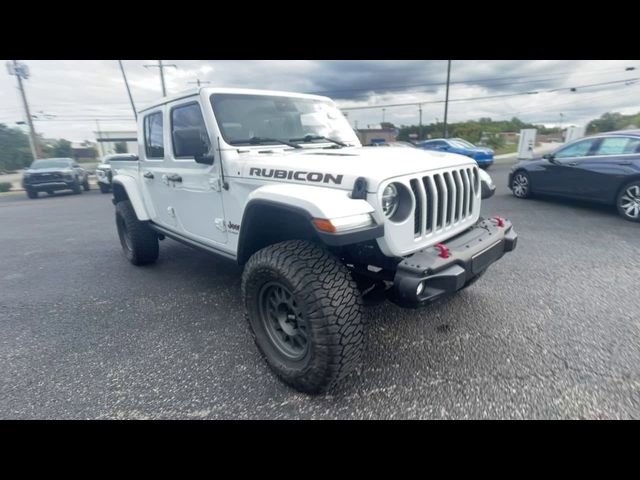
[443,60,452,138]
[188,78,211,88]
[418,104,423,140]
[118,60,137,120]
[7,60,41,159]
[144,60,177,97]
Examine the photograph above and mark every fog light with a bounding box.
[416,281,425,296]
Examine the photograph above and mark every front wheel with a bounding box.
[115,200,159,265]
[242,240,364,394]
[26,189,38,199]
[72,180,82,194]
[83,177,90,191]
[617,181,640,222]
[511,170,532,198]
[99,183,110,194]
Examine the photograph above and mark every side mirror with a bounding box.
[173,128,213,165]
[543,153,556,163]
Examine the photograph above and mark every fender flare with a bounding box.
[112,175,151,221]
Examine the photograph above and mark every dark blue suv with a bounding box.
[508,130,640,222]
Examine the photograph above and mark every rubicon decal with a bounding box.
[249,168,343,185]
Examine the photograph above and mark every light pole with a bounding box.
[443,60,452,138]
[7,60,40,160]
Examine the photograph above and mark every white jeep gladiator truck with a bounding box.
[111,87,517,393]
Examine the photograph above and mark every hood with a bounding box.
[239,146,476,191]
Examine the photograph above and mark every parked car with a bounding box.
[417,138,494,169]
[110,87,516,393]
[21,158,90,199]
[96,154,138,194]
[508,130,640,222]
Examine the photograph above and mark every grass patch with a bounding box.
[0,182,12,192]
[494,144,518,156]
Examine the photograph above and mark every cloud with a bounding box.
[0,60,638,142]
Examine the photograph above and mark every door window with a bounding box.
[554,139,597,159]
[593,137,640,156]
[144,112,164,159]
[171,102,210,158]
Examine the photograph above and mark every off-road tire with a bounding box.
[99,183,110,194]
[616,180,640,222]
[83,177,90,191]
[72,179,82,194]
[242,240,364,394]
[115,200,159,265]
[26,189,37,199]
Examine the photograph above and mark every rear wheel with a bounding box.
[617,181,640,222]
[115,200,159,265]
[511,170,532,198]
[242,240,364,394]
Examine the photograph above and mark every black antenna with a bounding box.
[217,136,229,190]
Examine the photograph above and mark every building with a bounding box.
[71,141,98,161]
[355,126,398,145]
[94,130,138,157]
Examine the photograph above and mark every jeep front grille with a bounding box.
[411,166,480,238]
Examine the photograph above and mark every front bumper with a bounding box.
[389,217,517,308]
[23,180,76,192]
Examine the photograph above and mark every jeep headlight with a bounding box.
[382,183,399,218]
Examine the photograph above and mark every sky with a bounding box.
[1,60,639,142]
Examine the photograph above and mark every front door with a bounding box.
[537,137,600,196]
[164,101,228,246]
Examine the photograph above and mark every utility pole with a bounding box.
[144,60,177,97]
[188,78,211,88]
[382,108,386,124]
[96,120,104,157]
[418,104,423,140]
[118,60,137,121]
[7,60,41,160]
[443,60,452,138]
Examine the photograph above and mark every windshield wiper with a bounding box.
[289,135,348,148]
[232,137,302,149]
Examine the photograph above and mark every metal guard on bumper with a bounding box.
[389,217,517,308]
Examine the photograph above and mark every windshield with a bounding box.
[30,159,72,169]
[451,139,475,148]
[210,94,359,147]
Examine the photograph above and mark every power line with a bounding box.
[339,77,640,112]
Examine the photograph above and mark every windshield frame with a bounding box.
[209,93,360,148]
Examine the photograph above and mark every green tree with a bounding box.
[52,139,73,158]
[0,123,33,172]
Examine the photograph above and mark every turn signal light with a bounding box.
[312,218,337,233]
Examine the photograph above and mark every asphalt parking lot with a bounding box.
[1,165,639,419]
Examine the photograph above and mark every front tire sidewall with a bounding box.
[115,200,159,265]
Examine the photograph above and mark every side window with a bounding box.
[554,139,597,159]
[144,112,164,159]
[171,102,210,158]
[594,137,640,156]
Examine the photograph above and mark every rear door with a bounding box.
[139,108,177,229]
[571,136,640,203]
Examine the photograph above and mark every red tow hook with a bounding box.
[493,215,505,228]
[435,243,450,259]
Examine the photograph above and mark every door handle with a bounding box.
[143,171,154,179]
[167,174,182,183]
